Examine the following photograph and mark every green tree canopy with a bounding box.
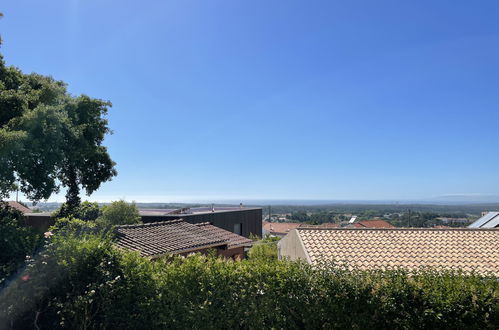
[97,200,141,226]
[0,33,116,207]
[52,201,101,221]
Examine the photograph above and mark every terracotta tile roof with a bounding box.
[115,220,229,258]
[263,221,302,235]
[352,220,394,228]
[296,228,499,275]
[7,201,32,214]
[195,222,253,248]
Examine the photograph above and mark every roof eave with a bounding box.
[295,229,312,264]
[148,242,229,259]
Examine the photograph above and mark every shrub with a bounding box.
[0,201,42,283]
[247,240,278,262]
[50,217,99,236]
[1,233,498,329]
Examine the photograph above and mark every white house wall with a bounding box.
[277,229,310,263]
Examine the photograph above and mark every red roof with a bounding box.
[263,221,340,235]
[263,221,302,235]
[352,220,394,228]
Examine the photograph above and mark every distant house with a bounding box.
[278,228,499,276]
[315,222,340,228]
[263,221,340,237]
[436,217,471,225]
[115,219,253,260]
[348,219,394,228]
[468,212,499,228]
[262,221,302,237]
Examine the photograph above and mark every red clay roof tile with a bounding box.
[295,228,499,275]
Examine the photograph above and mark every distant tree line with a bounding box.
[268,203,491,218]
[287,211,343,225]
[285,210,473,227]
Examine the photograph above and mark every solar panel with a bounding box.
[468,212,499,228]
[485,215,499,228]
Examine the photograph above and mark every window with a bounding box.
[233,223,242,235]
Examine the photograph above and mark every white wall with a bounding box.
[277,229,310,263]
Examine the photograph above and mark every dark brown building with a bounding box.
[7,201,263,238]
[139,207,262,238]
[4,201,54,232]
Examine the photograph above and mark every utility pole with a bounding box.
[15,179,19,202]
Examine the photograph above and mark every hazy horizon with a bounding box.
[19,195,499,206]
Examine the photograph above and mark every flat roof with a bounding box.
[24,212,52,217]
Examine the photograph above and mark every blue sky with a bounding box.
[2,1,499,203]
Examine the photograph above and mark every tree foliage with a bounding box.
[52,201,101,221]
[0,37,116,207]
[97,200,141,226]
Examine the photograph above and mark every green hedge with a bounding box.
[1,233,497,329]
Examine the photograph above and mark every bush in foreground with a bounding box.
[0,232,497,329]
[0,202,42,283]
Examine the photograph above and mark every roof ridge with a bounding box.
[116,218,185,229]
[296,227,499,231]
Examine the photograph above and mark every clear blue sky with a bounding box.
[2,1,499,203]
